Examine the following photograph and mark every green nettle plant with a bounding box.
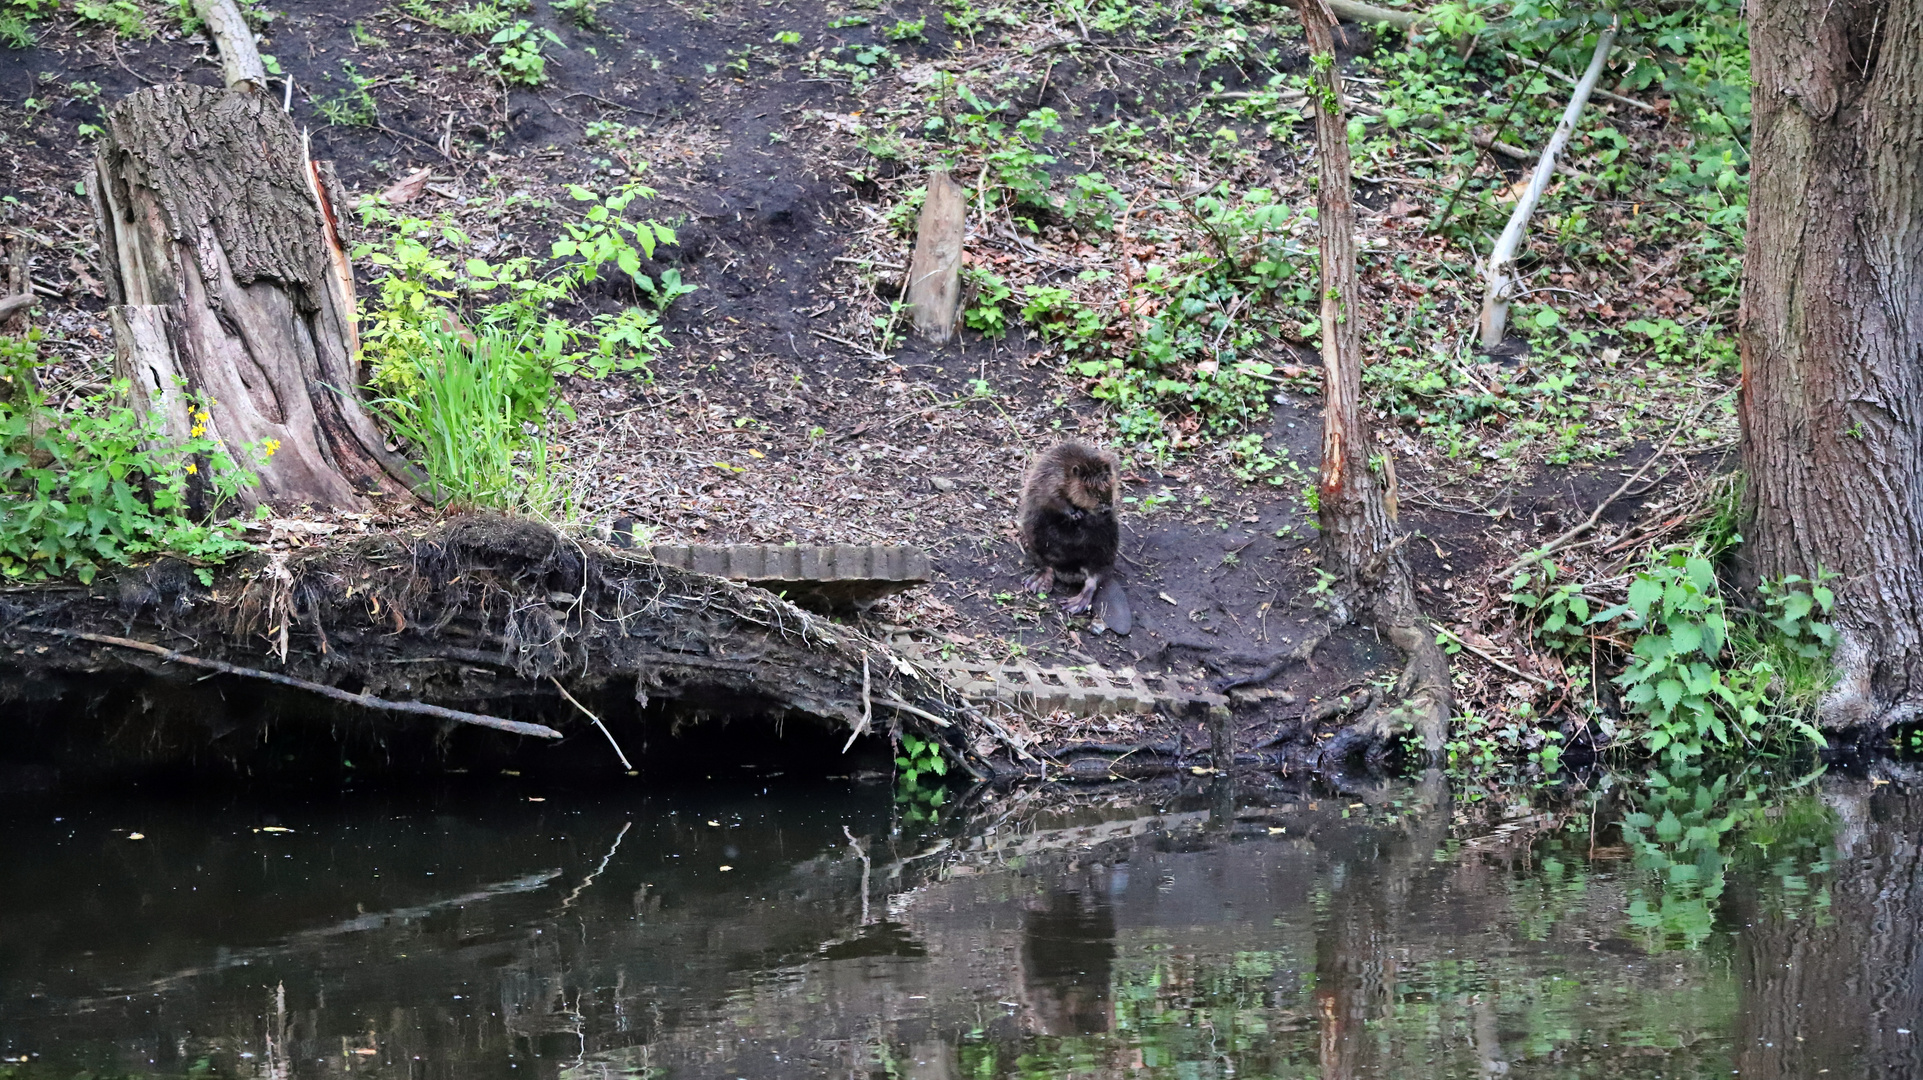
[1501,544,1835,763]
[354,177,693,401]
[551,181,696,310]
[894,732,949,823]
[0,333,262,585]
[1601,551,1829,759]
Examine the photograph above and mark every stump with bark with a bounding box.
[92,83,422,512]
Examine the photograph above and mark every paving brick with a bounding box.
[645,543,931,611]
[926,659,1227,717]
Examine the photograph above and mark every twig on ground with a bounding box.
[1473,132,1587,178]
[1435,626,1554,686]
[808,327,888,359]
[1501,50,1657,112]
[878,692,952,728]
[1494,390,1728,582]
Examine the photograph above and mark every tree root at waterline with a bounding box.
[0,515,1020,778]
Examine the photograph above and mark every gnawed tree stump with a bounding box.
[92,84,421,512]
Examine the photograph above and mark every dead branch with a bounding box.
[190,0,268,91]
[1326,0,1422,28]
[1478,20,1618,346]
[1493,390,1727,582]
[1472,131,1586,178]
[22,625,563,739]
[1434,626,1553,687]
[549,674,634,768]
[1500,50,1657,113]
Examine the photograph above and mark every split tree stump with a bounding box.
[907,170,966,343]
[92,84,421,511]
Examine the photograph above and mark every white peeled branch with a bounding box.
[1477,21,1617,348]
[190,0,268,91]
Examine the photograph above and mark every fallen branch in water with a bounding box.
[549,675,633,767]
[22,625,563,739]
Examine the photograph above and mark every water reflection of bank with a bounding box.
[1,765,1918,1079]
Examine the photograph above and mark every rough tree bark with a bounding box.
[92,41,420,512]
[1732,774,1923,1078]
[1298,0,1451,763]
[1741,0,1923,729]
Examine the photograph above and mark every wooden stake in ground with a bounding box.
[92,0,421,512]
[906,170,966,344]
[1477,21,1617,347]
[1298,0,1450,764]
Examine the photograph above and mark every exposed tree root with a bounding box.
[0,515,1026,776]
[1220,579,1451,770]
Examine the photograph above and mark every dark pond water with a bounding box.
[2,763,1919,1079]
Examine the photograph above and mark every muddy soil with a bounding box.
[0,0,1716,769]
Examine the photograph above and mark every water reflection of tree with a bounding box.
[1314,770,1450,1079]
[1733,769,1923,1080]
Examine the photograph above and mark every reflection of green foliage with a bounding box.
[1619,764,1834,951]
[942,765,1831,1078]
[894,732,948,824]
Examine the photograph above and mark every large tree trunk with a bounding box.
[92,84,422,512]
[1742,0,1923,728]
[1299,0,1450,762]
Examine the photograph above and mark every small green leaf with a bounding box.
[1627,576,1663,614]
[1669,621,1703,655]
[1657,678,1685,712]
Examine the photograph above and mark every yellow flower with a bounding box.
[190,425,205,437]
[194,410,210,422]
[185,463,198,475]
[261,438,281,460]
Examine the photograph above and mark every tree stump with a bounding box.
[907,170,966,344]
[92,84,421,512]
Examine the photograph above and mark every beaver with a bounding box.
[1017,441,1131,633]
